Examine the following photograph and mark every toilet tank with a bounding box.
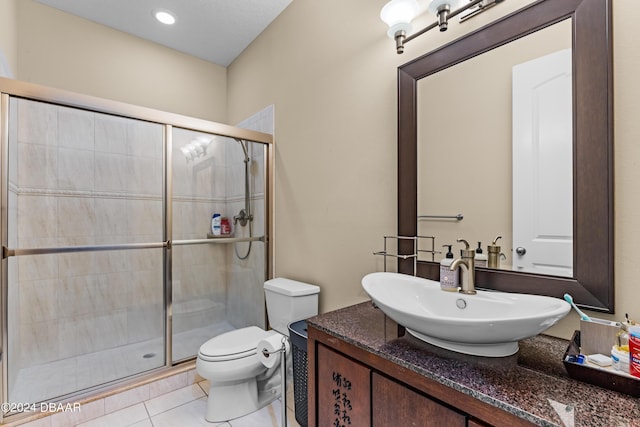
[264,278,320,335]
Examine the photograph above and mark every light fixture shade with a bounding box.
[427,0,463,15]
[380,0,420,38]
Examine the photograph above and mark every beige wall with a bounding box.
[0,0,18,77]
[228,0,640,339]
[228,0,401,313]
[14,0,227,122]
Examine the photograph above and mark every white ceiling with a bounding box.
[35,0,293,67]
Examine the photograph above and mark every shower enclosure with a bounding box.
[0,78,273,421]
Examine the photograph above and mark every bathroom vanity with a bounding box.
[307,302,640,427]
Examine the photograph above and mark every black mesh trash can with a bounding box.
[288,319,309,427]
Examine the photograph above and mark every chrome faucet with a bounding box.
[450,239,477,295]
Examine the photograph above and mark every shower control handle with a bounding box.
[233,209,253,227]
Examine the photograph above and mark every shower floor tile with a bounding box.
[10,322,234,405]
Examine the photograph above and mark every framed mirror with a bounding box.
[397,0,613,312]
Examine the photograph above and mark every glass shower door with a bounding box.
[170,128,267,362]
[5,98,166,405]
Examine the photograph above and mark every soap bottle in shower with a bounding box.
[211,213,221,236]
[440,245,459,292]
[475,242,488,267]
[220,217,231,235]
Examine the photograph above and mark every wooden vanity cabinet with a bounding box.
[372,372,466,426]
[308,325,534,427]
[314,342,463,427]
[316,343,371,426]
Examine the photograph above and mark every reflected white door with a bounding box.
[512,48,573,276]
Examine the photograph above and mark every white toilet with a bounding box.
[196,278,320,422]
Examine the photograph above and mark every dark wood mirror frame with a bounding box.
[397,0,613,312]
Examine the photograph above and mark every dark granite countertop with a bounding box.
[307,302,640,427]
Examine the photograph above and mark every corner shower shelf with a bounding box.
[206,233,235,239]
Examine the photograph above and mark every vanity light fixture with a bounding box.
[154,9,176,25]
[380,0,420,54]
[428,0,463,32]
[381,0,503,54]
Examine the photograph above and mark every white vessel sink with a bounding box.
[362,272,570,357]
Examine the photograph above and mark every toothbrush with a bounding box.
[563,293,591,321]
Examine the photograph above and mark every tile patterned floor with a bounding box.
[75,381,299,427]
[16,372,301,427]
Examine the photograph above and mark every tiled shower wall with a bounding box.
[171,128,228,337]
[170,105,272,334]
[169,105,273,350]
[225,105,272,330]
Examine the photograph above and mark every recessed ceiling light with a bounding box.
[154,9,176,25]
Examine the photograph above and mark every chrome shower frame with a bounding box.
[0,77,275,423]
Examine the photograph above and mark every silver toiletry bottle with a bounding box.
[488,236,502,269]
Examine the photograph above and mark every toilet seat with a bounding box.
[198,326,275,362]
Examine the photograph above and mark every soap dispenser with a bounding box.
[488,236,502,269]
[475,242,488,267]
[440,245,459,292]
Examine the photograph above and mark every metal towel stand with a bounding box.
[373,235,439,275]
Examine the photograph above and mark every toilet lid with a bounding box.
[198,326,274,361]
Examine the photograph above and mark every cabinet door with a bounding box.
[317,344,371,427]
[372,373,466,427]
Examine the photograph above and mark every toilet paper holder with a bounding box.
[260,335,290,427]
[260,335,289,357]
